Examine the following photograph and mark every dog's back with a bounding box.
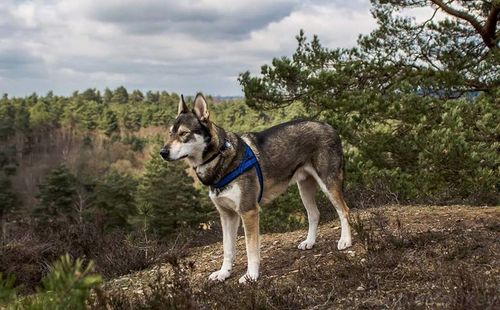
[244,120,344,197]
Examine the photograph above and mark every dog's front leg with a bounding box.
[239,208,260,283]
[209,206,240,281]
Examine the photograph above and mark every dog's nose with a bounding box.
[159,147,169,159]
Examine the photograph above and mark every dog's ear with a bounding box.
[177,94,189,116]
[193,93,209,122]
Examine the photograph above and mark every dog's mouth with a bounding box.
[163,154,188,161]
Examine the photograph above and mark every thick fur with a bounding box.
[161,93,352,283]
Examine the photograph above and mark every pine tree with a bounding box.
[0,100,16,140]
[122,107,142,131]
[15,101,31,133]
[35,165,77,224]
[130,90,144,104]
[0,147,17,243]
[145,91,159,104]
[103,88,113,104]
[94,169,138,230]
[0,173,16,244]
[135,147,208,237]
[112,86,129,104]
[78,100,101,131]
[101,110,119,136]
[240,1,499,109]
[238,0,500,201]
[81,88,101,103]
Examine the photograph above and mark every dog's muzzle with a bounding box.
[159,147,170,160]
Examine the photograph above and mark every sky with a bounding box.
[0,0,381,97]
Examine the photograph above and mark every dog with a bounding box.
[160,93,352,283]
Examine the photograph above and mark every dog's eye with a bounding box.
[179,131,189,137]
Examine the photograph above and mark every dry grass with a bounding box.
[94,205,499,309]
[0,223,172,293]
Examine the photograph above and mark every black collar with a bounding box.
[198,139,231,167]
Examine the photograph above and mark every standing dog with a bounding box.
[161,93,352,283]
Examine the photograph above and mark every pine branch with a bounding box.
[429,0,499,48]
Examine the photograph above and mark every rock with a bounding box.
[356,286,365,291]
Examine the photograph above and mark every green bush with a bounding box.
[1,254,101,309]
[0,274,17,304]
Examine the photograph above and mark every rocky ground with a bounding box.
[98,205,499,309]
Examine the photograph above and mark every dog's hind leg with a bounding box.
[209,206,240,281]
[326,181,352,250]
[307,166,352,250]
[297,176,320,250]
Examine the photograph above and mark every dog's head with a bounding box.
[160,93,213,165]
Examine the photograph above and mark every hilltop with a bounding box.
[96,205,499,309]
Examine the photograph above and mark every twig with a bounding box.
[309,287,336,310]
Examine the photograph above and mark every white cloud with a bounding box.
[11,2,37,28]
[0,0,377,96]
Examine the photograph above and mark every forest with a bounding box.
[0,0,498,308]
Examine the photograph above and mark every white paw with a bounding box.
[238,272,259,284]
[297,240,315,250]
[337,237,352,250]
[208,269,231,282]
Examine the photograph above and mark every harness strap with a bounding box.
[213,143,264,203]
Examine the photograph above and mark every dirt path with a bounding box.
[104,205,499,309]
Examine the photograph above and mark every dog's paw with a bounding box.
[238,272,259,284]
[337,237,352,250]
[208,269,231,282]
[297,240,315,250]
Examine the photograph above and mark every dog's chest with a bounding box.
[209,183,241,211]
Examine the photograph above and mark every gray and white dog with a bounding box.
[161,93,352,283]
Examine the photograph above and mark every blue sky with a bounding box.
[0,0,380,96]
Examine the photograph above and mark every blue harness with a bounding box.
[213,142,264,203]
